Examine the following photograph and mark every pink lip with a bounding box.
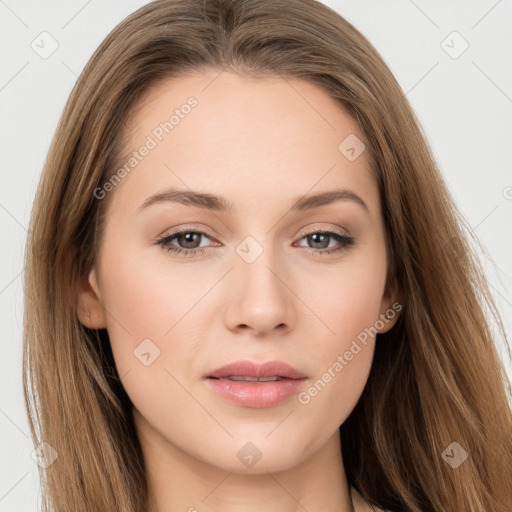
[204,360,307,408]
[206,360,307,380]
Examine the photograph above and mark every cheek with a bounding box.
[97,249,214,430]
[96,243,209,382]
[305,249,387,348]
[295,253,386,420]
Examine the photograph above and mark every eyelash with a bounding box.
[155,227,355,258]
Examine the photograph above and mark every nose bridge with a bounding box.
[237,236,281,295]
[224,233,294,334]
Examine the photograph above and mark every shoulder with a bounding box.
[350,486,390,512]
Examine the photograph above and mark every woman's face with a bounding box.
[79,69,400,474]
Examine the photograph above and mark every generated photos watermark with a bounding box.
[94,96,198,200]
[298,301,403,405]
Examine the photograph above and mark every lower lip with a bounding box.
[205,377,307,408]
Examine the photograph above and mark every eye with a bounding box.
[294,229,355,255]
[155,228,217,257]
[155,227,355,257]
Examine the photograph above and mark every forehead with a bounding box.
[108,69,379,219]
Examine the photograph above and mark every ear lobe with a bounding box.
[77,269,107,329]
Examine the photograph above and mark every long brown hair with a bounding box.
[23,0,512,510]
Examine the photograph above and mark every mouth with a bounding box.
[204,360,307,408]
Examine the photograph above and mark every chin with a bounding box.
[198,435,311,475]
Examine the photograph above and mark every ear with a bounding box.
[77,268,107,329]
[377,278,403,334]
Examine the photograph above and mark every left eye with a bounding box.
[155,229,355,257]
[294,231,354,253]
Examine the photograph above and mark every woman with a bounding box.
[23,0,512,511]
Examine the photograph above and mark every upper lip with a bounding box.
[205,360,307,380]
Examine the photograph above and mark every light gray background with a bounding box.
[1,1,511,510]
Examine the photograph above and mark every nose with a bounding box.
[222,244,296,337]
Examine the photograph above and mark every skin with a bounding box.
[78,68,400,512]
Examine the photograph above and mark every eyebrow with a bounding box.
[137,187,369,214]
